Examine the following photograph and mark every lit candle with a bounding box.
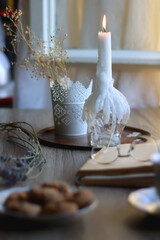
[83,15,130,148]
[96,15,112,81]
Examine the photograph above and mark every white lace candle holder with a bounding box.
[50,80,92,136]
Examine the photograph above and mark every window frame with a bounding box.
[30,0,160,69]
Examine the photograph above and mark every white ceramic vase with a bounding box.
[50,80,92,136]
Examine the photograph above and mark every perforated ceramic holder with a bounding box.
[50,80,92,136]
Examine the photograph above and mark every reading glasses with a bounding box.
[91,135,159,165]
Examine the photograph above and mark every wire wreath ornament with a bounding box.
[0,122,46,185]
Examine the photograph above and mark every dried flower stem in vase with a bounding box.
[2,7,70,88]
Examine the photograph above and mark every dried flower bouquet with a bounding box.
[2,7,70,87]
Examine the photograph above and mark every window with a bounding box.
[30,0,160,69]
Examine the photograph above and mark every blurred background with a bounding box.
[0,0,18,107]
[0,0,160,109]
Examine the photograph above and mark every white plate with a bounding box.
[0,187,98,224]
[128,187,160,215]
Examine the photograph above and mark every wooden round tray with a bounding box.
[37,126,150,150]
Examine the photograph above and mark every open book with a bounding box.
[76,143,155,187]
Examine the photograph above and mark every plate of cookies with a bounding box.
[0,181,97,224]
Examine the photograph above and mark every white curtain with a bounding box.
[57,0,160,108]
[118,0,160,108]
[14,0,52,109]
[58,0,160,50]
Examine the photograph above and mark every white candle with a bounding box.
[96,15,112,80]
[83,15,130,131]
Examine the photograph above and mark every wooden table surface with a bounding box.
[0,108,160,240]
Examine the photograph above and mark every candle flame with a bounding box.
[102,15,107,32]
